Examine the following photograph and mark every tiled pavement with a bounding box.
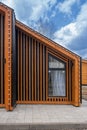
[0,100,87,129]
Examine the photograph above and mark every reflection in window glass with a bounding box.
[48,70,66,96]
[48,54,66,97]
[49,55,65,69]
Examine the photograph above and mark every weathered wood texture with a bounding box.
[82,60,87,85]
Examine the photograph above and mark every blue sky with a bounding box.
[0,0,87,58]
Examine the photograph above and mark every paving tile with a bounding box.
[25,119,32,123]
[0,99,87,125]
[0,119,7,124]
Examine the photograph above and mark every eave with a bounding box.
[16,20,80,61]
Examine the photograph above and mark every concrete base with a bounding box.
[0,100,87,129]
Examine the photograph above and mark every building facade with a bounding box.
[0,3,81,111]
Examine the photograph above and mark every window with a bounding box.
[48,54,66,97]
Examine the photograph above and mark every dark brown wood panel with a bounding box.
[29,37,32,100]
[42,45,46,101]
[22,33,26,101]
[39,44,42,101]
[20,31,23,101]
[17,29,20,101]
[26,35,29,101]
[36,42,40,101]
[33,39,36,101]
[68,60,72,101]
[31,38,33,101]
[0,13,4,105]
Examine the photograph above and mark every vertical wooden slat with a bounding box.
[44,47,46,101]
[46,47,48,101]
[68,60,69,101]
[3,15,4,104]
[0,14,1,104]
[68,60,72,101]
[1,14,4,104]
[28,37,31,101]
[29,37,32,101]
[33,39,36,101]
[22,34,26,101]
[32,38,35,101]
[43,46,45,101]
[20,31,23,101]
[32,38,33,101]
[66,62,68,101]
[17,30,20,101]
[26,35,28,101]
[36,42,39,101]
[39,43,42,101]
[19,31,21,101]
[42,45,43,101]
[36,42,37,100]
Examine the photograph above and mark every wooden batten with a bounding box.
[33,39,36,101]
[0,4,13,110]
[29,36,31,100]
[36,42,40,101]
[39,44,42,101]
[0,13,4,105]
[26,35,29,101]
[82,59,87,85]
[17,29,20,101]
[15,26,81,106]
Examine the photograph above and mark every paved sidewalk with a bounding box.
[0,100,87,129]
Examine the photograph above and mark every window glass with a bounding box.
[48,54,66,97]
[49,55,65,69]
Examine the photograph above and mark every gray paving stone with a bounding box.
[0,99,87,129]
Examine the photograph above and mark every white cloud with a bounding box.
[0,0,14,7]
[0,0,87,58]
[54,2,87,53]
[0,0,57,38]
[0,0,57,22]
[54,22,78,47]
[56,0,79,15]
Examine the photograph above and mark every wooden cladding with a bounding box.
[0,3,81,110]
[0,4,14,110]
[0,13,4,105]
[82,60,87,85]
[16,28,73,104]
[16,29,47,102]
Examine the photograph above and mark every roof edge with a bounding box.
[16,20,81,58]
[0,2,81,58]
[0,2,14,11]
